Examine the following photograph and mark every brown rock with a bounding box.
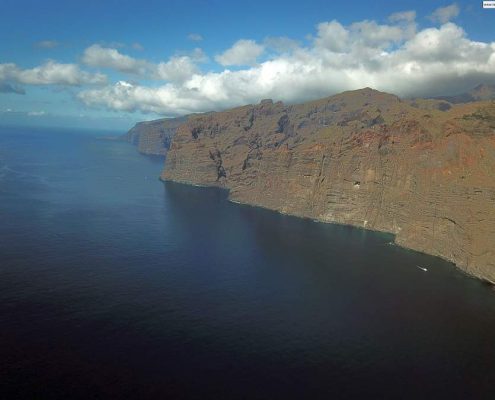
[161,88,495,283]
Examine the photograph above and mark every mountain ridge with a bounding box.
[433,83,495,104]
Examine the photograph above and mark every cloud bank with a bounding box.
[3,4,495,118]
[81,44,201,83]
[215,39,265,66]
[0,61,106,87]
[78,5,495,115]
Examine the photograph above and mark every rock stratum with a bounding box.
[160,88,495,283]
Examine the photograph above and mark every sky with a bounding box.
[0,0,494,131]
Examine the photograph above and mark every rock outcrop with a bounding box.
[124,116,189,156]
[161,88,495,283]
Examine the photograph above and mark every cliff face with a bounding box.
[162,88,495,283]
[125,116,188,156]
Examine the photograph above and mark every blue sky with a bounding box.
[0,0,494,131]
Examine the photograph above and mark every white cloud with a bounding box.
[215,39,265,66]
[82,44,151,75]
[156,56,199,83]
[188,33,203,42]
[350,20,407,47]
[402,23,467,62]
[78,16,495,116]
[0,61,106,86]
[81,44,201,83]
[314,21,350,52]
[315,17,416,52]
[428,4,460,24]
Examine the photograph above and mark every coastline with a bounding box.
[161,177,494,287]
[154,87,495,287]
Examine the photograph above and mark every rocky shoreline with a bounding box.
[161,174,495,286]
[125,86,495,283]
[160,87,495,283]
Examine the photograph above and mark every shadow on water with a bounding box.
[162,181,495,398]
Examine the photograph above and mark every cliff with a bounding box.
[161,88,495,283]
[124,116,189,156]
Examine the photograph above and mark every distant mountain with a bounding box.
[158,87,495,283]
[434,83,495,104]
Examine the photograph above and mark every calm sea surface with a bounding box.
[0,126,494,399]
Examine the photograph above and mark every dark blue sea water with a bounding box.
[0,126,494,399]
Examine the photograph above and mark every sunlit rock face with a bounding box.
[162,88,495,282]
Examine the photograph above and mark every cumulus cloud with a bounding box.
[156,56,199,83]
[215,39,265,66]
[82,44,151,75]
[428,4,460,24]
[314,21,350,52]
[315,17,416,52]
[78,11,495,117]
[81,44,201,82]
[188,33,203,42]
[0,61,106,86]
[35,40,60,49]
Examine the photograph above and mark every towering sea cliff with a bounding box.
[161,88,495,282]
[124,116,189,156]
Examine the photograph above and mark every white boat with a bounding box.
[416,265,428,272]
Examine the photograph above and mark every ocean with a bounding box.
[0,126,494,399]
